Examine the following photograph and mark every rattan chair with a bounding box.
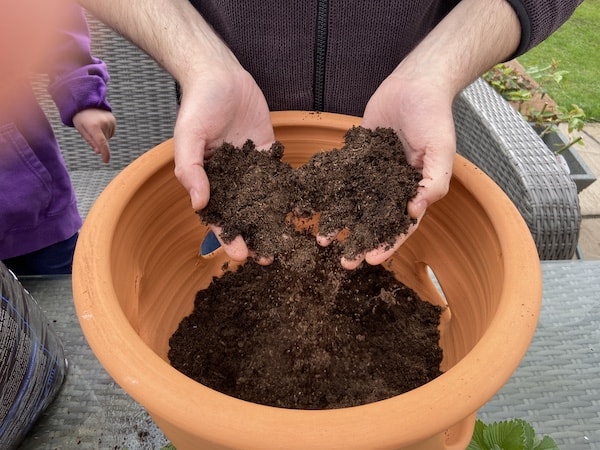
[34,14,580,260]
[454,79,581,259]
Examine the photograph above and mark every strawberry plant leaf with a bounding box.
[533,436,560,450]
[484,419,527,450]
[468,419,560,450]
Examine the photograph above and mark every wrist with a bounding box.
[383,63,458,121]
[177,63,250,104]
[390,0,520,99]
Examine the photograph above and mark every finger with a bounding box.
[316,231,338,247]
[363,219,421,266]
[220,236,250,262]
[250,253,274,266]
[408,195,428,221]
[174,131,211,211]
[351,216,423,268]
[340,254,365,270]
[364,242,403,267]
[210,225,249,262]
[406,138,455,220]
[78,126,110,164]
[104,119,116,140]
[95,136,111,163]
[407,169,451,220]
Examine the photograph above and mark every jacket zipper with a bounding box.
[314,0,329,111]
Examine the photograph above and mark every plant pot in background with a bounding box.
[72,111,542,450]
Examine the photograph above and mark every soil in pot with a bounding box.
[168,125,444,409]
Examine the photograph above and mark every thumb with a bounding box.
[173,132,211,211]
[408,150,454,219]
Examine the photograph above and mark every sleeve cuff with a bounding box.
[49,73,112,127]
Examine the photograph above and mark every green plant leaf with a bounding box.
[467,419,487,450]
[533,435,560,450]
[521,419,537,448]
[484,419,527,450]
[468,419,560,450]
[484,61,587,145]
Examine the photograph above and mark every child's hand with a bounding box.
[73,109,116,163]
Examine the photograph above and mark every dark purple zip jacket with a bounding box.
[189,0,581,116]
[0,4,111,259]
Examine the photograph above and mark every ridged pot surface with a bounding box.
[73,111,541,450]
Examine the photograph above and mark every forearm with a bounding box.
[392,0,521,98]
[76,0,241,86]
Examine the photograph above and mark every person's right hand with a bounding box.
[174,66,275,263]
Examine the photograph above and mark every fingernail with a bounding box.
[190,189,201,210]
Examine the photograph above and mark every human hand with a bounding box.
[174,67,275,263]
[337,74,456,270]
[73,109,116,163]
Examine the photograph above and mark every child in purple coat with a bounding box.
[0,3,116,275]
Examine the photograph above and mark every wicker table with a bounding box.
[16,260,600,450]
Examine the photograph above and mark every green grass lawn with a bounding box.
[517,1,600,121]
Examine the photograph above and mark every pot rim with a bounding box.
[73,111,541,449]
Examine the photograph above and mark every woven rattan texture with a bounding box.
[70,170,120,219]
[454,79,581,260]
[32,13,177,172]
[479,260,600,449]
[15,261,600,449]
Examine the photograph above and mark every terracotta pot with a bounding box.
[73,111,542,450]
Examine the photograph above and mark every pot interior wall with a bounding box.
[107,115,504,373]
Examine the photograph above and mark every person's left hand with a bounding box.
[324,73,456,270]
[73,108,116,163]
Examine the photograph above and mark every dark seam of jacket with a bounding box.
[313,0,329,111]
